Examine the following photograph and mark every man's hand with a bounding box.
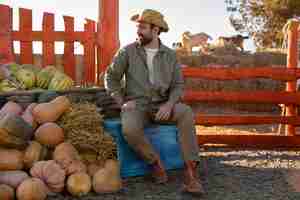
[121,100,136,111]
[155,101,174,121]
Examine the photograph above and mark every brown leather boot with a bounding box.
[182,161,205,195]
[150,159,168,184]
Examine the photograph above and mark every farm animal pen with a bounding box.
[0,1,300,148]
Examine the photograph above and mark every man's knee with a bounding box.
[121,111,145,143]
[173,103,194,119]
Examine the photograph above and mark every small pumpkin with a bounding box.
[0,149,24,170]
[67,172,91,197]
[23,141,48,169]
[30,160,66,193]
[16,68,36,89]
[0,171,29,189]
[48,71,74,90]
[16,178,47,200]
[0,184,14,200]
[66,160,87,175]
[34,123,64,147]
[92,159,122,194]
[36,65,57,89]
[53,142,81,171]
[21,103,38,129]
[32,96,71,124]
[87,164,102,177]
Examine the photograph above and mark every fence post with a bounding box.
[97,0,120,85]
[286,20,299,136]
[0,5,14,64]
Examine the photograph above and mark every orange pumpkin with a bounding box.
[32,96,71,124]
[23,141,48,169]
[92,159,122,194]
[67,160,87,175]
[67,172,91,196]
[16,178,47,200]
[87,164,102,177]
[53,142,80,171]
[0,184,14,200]
[0,149,23,170]
[34,123,64,147]
[30,160,66,193]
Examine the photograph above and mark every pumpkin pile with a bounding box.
[0,63,74,92]
[0,96,122,199]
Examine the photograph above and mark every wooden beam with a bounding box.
[19,8,33,64]
[184,90,300,105]
[182,66,300,81]
[0,5,14,63]
[42,12,55,66]
[197,134,300,148]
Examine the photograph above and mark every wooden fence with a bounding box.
[181,21,300,148]
[0,1,119,85]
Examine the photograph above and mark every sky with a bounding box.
[2,0,255,53]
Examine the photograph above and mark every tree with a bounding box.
[225,0,300,48]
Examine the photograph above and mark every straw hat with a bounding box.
[130,9,169,32]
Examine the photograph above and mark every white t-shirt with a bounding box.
[144,48,158,84]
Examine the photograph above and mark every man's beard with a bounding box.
[137,34,153,46]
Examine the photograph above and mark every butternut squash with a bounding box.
[0,149,24,170]
[0,184,14,200]
[67,172,91,196]
[32,96,71,124]
[16,178,47,200]
[34,123,64,147]
[92,159,122,194]
[66,160,87,175]
[87,164,102,177]
[53,142,81,171]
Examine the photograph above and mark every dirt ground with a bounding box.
[47,106,300,200]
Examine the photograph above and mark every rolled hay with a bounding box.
[57,102,117,166]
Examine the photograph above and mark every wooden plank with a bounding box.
[197,135,300,148]
[195,115,300,126]
[182,66,300,81]
[19,8,33,64]
[0,5,14,64]
[183,90,300,105]
[12,30,90,42]
[42,12,55,67]
[63,16,75,80]
[286,21,299,135]
[83,19,96,84]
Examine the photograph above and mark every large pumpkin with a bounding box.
[16,68,36,89]
[0,184,14,200]
[36,65,57,89]
[48,71,74,90]
[32,96,71,124]
[0,149,24,170]
[34,123,64,147]
[67,172,91,196]
[66,160,87,175]
[16,178,47,200]
[30,160,66,193]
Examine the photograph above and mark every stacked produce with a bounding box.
[0,63,74,92]
[0,96,122,200]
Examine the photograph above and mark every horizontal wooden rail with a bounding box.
[12,31,97,43]
[183,90,300,105]
[197,135,300,148]
[182,66,300,81]
[195,115,300,126]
